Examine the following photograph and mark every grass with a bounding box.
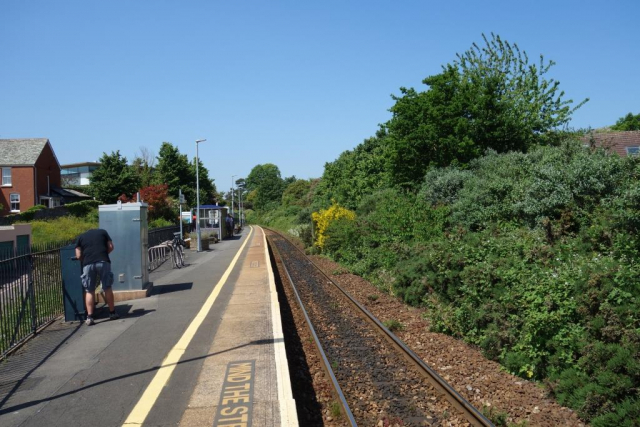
[331,267,349,275]
[367,294,379,301]
[22,215,98,245]
[382,319,404,332]
[482,405,510,426]
[329,401,342,418]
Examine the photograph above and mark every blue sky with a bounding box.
[1,1,638,192]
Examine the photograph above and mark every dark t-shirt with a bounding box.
[75,229,112,268]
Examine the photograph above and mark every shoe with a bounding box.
[85,317,95,326]
[109,312,120,320]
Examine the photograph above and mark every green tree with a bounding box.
[385,33,588,187]
[155,142,216,207]
[611,112,640,131]
[90,151,140,203]
[282,179,312,207]
[246,163,285,210]
[317,133,389,210]
[131,146,157,188]
[189,156,217,206]
[155,142,193,201]
[283,175,297,187]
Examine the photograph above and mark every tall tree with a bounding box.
[131,146,157,188]
[155,142,194,204]
[235,178,249,210]
[385,33,588,187]
[611,112,640,131]
[90,151,140,203]
[188,156,217,206]
[318,132,389,210]
[282,179,312,207]
[246,163,285,210]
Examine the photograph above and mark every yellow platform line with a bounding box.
[122,226,254,426]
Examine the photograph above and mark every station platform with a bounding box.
[0,226,298,427]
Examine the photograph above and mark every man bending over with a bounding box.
[75,228,119,326]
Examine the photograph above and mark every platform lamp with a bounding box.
[196,138,206,252]
[239,183,243,226]
[231,174,237,219]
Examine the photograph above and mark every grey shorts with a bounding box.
[81,262,114,293]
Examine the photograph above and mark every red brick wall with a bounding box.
[0,143,61,216]
[35,143,61,200]
[0,166,35,215]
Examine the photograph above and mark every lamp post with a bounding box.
[238,186,242,227]
[231,175,237,219]
[195,138,206,252]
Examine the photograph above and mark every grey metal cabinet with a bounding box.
[99,202,150,292]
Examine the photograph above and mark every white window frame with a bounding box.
[626,146,639,156]
[1,167,11,186]
[10,193,20,212]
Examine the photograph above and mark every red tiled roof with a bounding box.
[581,131,640,157]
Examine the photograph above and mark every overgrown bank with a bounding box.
[255,143,640,425]
[322,143,640,425]
[244,34,639,425]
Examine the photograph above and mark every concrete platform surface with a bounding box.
[0,226,298,427]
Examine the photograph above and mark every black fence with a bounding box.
[148,225,181,248]
[0,241,70,359]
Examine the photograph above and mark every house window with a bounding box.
[626,146,639,156]
[10,193,20,212]
[1,167,11,186]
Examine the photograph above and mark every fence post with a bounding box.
[28,255,37,335]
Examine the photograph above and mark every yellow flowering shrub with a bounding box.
[311,202,356,249]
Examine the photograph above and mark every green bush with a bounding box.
[65,200,101,217]
[29,215,98,244]
[449,142,632,231]
[316,144,640,424]
[420,166,472,206]
[18,204,47,221]
[324,217,362,264]
[148,217,175,228]
[241,140,640,424]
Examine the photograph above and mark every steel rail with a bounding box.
[267,233,358,427]
[265,228,494,427]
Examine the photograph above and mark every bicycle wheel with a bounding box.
[172,246,182,269]
[177,245,185,267]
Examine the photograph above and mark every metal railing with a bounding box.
[0,241,70,359]
[148,244,171,271]
[148,225,181,248]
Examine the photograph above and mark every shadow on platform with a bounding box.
[0,338,276,416]
[151,282,193,295]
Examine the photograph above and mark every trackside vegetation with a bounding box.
[246,34,640,425]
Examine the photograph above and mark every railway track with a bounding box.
[266,228,494,427]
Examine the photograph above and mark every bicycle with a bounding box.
[171,232,186,269]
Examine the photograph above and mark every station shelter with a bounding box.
[193,205,232,240]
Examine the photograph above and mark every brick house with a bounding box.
[581,130,640,157]
[0,138,62,216]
